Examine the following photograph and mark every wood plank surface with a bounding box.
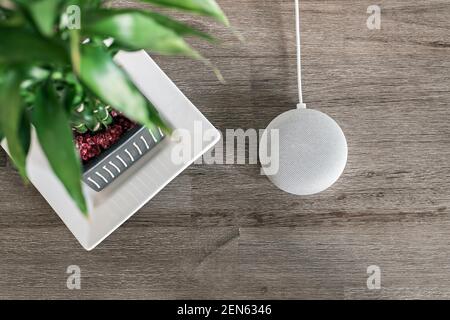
[0,0,449,299]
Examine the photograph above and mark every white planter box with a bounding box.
[1,50,220,250]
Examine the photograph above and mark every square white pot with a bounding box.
[1,50,220,250]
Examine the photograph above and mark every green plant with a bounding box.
[0,0,227,215]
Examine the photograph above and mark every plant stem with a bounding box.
[70,29,81,75]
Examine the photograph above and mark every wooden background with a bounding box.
[1,0,450,299]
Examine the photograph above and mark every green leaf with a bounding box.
[146,101,171,134]
[61,0,102,10]
[23,0,61,36]
[83,10,201,58]
[0,27,68,64]
[0,68,28,178]
[33,80,87,215]
[126,10,214,41]
[18,112,31,157]
[139,0,229,25]
[0,6,13,20]
[79,44,169,135]
[79,44,151,125]
[0,4,25,27]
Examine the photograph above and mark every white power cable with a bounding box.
[295,0,306,109]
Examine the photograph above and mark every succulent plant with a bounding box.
[0,0,228,215]
[75,113,136,162]
[72,102,113,134]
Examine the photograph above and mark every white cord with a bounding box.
[295,0,306,109]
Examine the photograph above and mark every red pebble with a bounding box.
[74,111,136,162]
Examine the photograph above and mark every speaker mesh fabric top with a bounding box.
[259,108,347,195]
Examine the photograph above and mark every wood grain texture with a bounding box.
[0,0,450,299]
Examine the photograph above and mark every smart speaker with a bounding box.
[259,108,347,195]
[259,0,348,195]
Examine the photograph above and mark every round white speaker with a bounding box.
[259,108,347,195]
